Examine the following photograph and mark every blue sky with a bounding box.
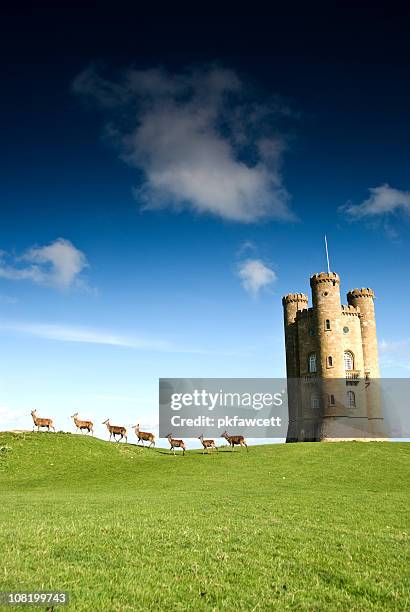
[0,8,409,440]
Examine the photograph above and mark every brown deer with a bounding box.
[133,424,155,448]
[221,430,248,452]
[166,433,186,456]
[30,410,55,432]
[199,434,218,454]
[71,413,94,435]
[102,419,127,443]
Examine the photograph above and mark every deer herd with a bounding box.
[29,411,249,454]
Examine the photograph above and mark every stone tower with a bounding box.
[282,272,384,441]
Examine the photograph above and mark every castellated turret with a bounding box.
[282,272,384,442]
[347,288,380,378]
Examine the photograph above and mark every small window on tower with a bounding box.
[344,351,354,371]
[329,394,336,406]
[325,319,331,330]
[327,356,333,367]
[311,394,320,409]
[347,391,356,407]
[309,354,317,373]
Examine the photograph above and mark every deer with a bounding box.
[166,433,186,456]
[30,410,55,432]
[71,412,94,435]
[133,424,155,448]
[221,430,248,452]
[102,419,127,443]
[199,434,218,454]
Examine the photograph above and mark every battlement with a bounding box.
[347,288,375,300]
[341,304,360,316]
[282,293,308,305]
[296,307,314,320]
[310,272,340,287]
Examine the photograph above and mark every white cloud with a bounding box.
[0,321,171,351]
[341,184,410,219]
[0,320,239,356]
[0,294,17,304]
[238,258,277,295]
[237,240,257,256]
[0,405,27,429]
[73,65,296,223]
[0,238,89,291]
[379,337,410,372]
[380,337,410,353]
[94,394,139,402]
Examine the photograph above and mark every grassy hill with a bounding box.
[0,432,409,611]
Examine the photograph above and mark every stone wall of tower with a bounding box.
[341,305,364,374]
[309,272,345,378]
[347,288,380,378]
[282,293,308,378]
[282,293,308,441]
[347,288,383,434]
[296,308,316,376]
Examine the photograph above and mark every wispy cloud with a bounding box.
[380,337,410,353]
[0,320,240,356]
[379,337,410,372]
[341,184,410,220]
[237,258,277,296]
[0,294,17,304]
[94,394,139,402]
[0,238,89,291]
[0,405,27,429]
[73,64,297,223]
[236,240,257,257]
[0,321,171,351]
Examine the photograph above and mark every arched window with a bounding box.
[327,356,333,367]
[309,353,317,373]
[311,394,320,409]
[347,391,356,407]
[325,319,331,330]
[344,351,354,371]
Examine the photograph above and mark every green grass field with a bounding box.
[0,432,409,611]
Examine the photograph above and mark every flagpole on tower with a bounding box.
[324,235,330,273]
